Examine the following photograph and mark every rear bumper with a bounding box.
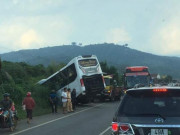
[83,74,105,98]
[112,124,180,135]
[85,88,105,98]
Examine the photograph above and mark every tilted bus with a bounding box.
[38,55,105,103]
[124,66,151,89]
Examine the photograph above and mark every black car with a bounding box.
[112,87,180,135]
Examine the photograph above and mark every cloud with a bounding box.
[0,15,73,53]
[106,28,131,44]
[150,19,180,55]
[19,29,43,49]
[12,0,63,9]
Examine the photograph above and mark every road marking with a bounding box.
[99,126,111,135]
[10,103,104,135]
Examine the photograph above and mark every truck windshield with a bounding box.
[105,78,110,86]
[78,59,97,67]
[118,89,180,117]
[126,75,149,88]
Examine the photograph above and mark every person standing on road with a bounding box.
[22,92,36,124]
[67,88,73,112]
[71,88,76,110]
[49,90,58,114]
[61,88,68,114]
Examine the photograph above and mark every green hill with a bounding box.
[1,43,180,78]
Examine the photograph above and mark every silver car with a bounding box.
[112,87,180,135]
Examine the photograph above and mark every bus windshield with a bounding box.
[126,75,150,88]
[78,59,97,67]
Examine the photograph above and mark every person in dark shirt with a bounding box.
[0,93,13,130]
[0,93,12,110]
[49,90,58,113]
[71,89,76,110]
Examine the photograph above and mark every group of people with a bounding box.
[62,88,76,114]
[0,92,35,130]
[0,88,76,131]
[49,88,76,114]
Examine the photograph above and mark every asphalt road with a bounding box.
[0,101,119,135]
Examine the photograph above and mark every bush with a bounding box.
[0,61,65,119]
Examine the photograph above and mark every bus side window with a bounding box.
[67,64,77,83]
[41,63,78,91]
[59,63,77,87]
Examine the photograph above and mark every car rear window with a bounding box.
[118,89,180,117]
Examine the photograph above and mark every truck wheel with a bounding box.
[110,96,115,102]
[115,96,120,101]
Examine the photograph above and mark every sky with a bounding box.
[0,0,180,56]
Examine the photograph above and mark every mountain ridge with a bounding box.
[1,43,180,78]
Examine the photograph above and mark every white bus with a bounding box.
[38,55,105,103]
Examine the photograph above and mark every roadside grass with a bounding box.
[16,105,52,119]
[16,102,63,120]
[33,106,52,116]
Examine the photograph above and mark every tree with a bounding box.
[100,61,120,85]
[0,57,1,70]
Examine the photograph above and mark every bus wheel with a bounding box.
[91,98,95,103]
[80,99,89,104]
[100,97,105,102]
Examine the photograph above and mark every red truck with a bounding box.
[124,66,151,90]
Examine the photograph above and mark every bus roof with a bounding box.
[126,66,148,72]
[76,55,97,60]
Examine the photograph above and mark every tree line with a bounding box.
[0,61,65,118]
[0,60,121,118]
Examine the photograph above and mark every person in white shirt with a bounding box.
[61,88,68,114]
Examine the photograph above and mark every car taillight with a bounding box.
[120,124,130,132]
[80,79,84,87]
[112,122,118,132]
[153,88,167,92]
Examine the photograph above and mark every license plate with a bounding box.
[151,129,168,135]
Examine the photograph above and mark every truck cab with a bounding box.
[101,75,121,101]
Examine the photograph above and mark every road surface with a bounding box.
[1,101,119,135]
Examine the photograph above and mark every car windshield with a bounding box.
[126,75,150,88]
[118,89,180,117]
[78,59,97,67]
